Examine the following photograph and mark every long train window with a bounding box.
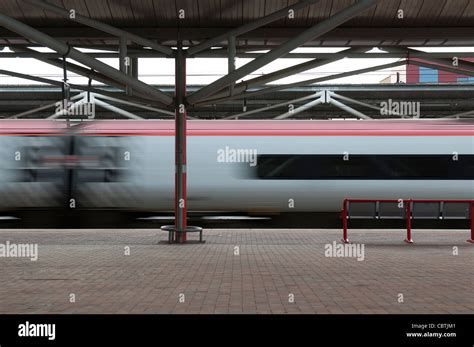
[256,155,474,180]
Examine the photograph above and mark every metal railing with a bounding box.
[341,199,474,244]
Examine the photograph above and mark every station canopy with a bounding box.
[0,0,474,120]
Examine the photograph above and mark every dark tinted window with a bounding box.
[256,155,474,180]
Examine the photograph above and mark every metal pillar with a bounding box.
[404,201,414,244]
[161,44,203,243]
[119,37,127,74]
[131,58,139,79]
[175,42,187,243]
[228,36,236,96]
[341,200,349,244]
[127,57,138,96]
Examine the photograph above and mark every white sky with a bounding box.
[1,46,473,86]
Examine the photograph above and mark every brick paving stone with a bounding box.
[0,228,472,314]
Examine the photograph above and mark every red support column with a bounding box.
[404,200,413,244]
[174,41,187,243]
[341,199,350,243]
[467,202,474,243]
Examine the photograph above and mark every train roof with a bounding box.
[0,119,473,136]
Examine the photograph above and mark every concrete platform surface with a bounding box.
[0,228,472,314]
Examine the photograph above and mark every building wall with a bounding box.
[407,58,474,84]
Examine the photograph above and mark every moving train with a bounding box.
[0,119,473,224]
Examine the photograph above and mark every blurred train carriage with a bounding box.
[0,119,473,227]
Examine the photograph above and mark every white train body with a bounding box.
[0,119,472,213]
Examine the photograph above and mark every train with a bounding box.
[0,119,473,226]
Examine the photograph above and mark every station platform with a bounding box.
[0,228,472,314]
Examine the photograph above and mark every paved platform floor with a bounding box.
[0,228,472,314]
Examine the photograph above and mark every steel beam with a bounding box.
[275,95,324,119]
[23,0,173,56]
[223,92,322,119]
[0,13,173,105]
[9,46,124,89]
[94,93,174,116]
[8,102,57,119]
[186,0,381,105]
[202,47,370,103]
[0,68,63,86]
[228,35,236,96]
[10,46,168,104]
[131,58,138,79]
[0,68,103,94]
[119,37,127,74]
[186,0,322,56]
[2,27,474,46]
[330,92,381,112]
[2,50,474,60]
[329,97,371,119]
[0,67,170,110]
[93,98,144,120]
[197,60,407,105]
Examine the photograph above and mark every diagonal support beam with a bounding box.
[223,92,322,119]
[10,46,124,89]
[275,94,325,119]
[197,60,407,105]
[23,0,173,56]
[187,0,381,105]
[0,13,173,105]
[204,47,370,102]
[186,0,322,56]
[274,90,372,120]
[0,67,170,108]
[329,95,371,119]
